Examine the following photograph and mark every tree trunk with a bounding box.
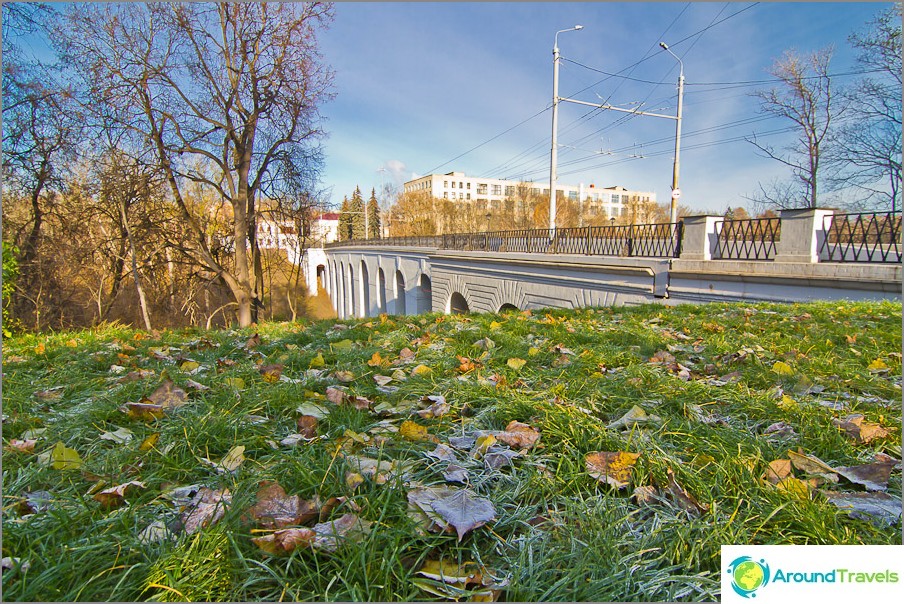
[119,199,153,330]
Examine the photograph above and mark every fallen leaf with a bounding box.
[179,360,201,372]
[787,450,837,478]
[775,475,812,500]
[585,451,641,489]
[252,527,316,555]
[117,369,156,384]
[137,521,174,545]
[664,468,709,514]
[495,420,541,449]
[202,445,245,474]
[119,402,165,421]
[146,379,188,409]
[180,487,231,535]
[334,370,356,383]
[473,337,495,351]
[367,352,386,368]
[411,364,433,377]
[823,491,902,527]
[248,481,320,528]
[312,513,372,552]
[867,358,889,373]
[49,442,83,471]
[471,434,497,457]
[772,361,795,376]
[484,448,520,470]
[223,377,245,390]
[297,415,318,439]
[606,406,661,430]
[245,333,262,349]
[331,339,355,352]
[297,401,331,419]
[373,374,393,387]
[5,439,37,453]
[833,415,890,444]
[34,387,64,402]
[834,461,897,492]
[425,444,459,463]
[506,358,526,371]
[443,464,469,484]
[764,459,793,485]
[429,488,496,541]
[309,352,326,368]
[139,433,160,451]
[259,364,284,382]
[633,485,658,505]
[416,395,450,419]
[92,480,146,509]
[99,427,134,444]
[400,420,431,442]
[407,485,457,534]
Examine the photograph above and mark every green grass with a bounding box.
[2,301,901,601]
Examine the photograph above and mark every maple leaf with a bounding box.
[495,420,541,449]
[429,488,496,541]
[312,513,372,552]
[180,487,231,535]
[248,481,321,528]
[146,379,188,409]
[585,451,640,489]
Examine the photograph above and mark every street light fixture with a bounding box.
[659,41,685,226]
[549,25,583,236]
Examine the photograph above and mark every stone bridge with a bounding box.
[303,209,901,319]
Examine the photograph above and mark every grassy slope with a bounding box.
[1,300,901,602]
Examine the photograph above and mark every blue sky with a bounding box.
[317,2,891,213]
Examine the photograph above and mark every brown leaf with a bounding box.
[764,459,793,485]
[252,527,316,556]
[325,386,347,405]
[833,414,890,444]
[146,379,188,410]
[834,462,897,492]
[823,491,902,527]
[248,481,320,528]
[245,333,262,349]
[5,439,37,453]
[585,451,641,489]
[33,387,64,402]
[119,402,165,421]
[495,421,541,449]
[664,468,709,514]
[787,450,838,477]
[297,415,318,439]
[92,480,146,509]
[180,487,231,535]
[258,364,284,383]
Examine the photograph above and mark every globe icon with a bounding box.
[733,560,765,592]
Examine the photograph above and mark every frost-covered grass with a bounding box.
[2,300,901,601]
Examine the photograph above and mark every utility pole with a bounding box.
[659,42,684,225]
[377,166,387,238]
[549,25,583,236]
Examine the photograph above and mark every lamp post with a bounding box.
[549,25,583,236]
[659,42,684,226]
[377,167,387,238]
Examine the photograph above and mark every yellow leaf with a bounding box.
[345,472,365,490]
[367,352,385,367]
[139,433,160,451]
[219,445,246,472]
[331,339,354,352]
[506,358,527,371]
[585,451,641,489]
[65,339,78,348]
[489,321,502,330]
[777,395,798,410]
[473,434,497,457]
[49,441,83,471]
[868,359,888,372]
[775,476,811,500]
[772,361,794,376]
[223,377,245,390]
[309,352,325,368]
[180,360,200,372]
[34,343,45,355]
[411,364,433,377]
[400,420,430,442]
[528,347,540,356]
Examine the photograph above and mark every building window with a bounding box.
[505,186,515,196]
[444,181,448,188]
[466,193,471,200]
[492,184,502,196]
[611,194,620,204]
[459,182,463,188]
[451,181,456,188]
[568,191,577,200]
[443,192,448,199]
[477,183,488,194]
[466,182,470,190]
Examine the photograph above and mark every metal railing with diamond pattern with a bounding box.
[713,217,781,260]
[820,211,901,263]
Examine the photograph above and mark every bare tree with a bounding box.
[827,6,902,211]
[57,2,334,327]
[748,47,839,209]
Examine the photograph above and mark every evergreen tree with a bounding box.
[367,188,382,238]
[338,196,352,241]
[350,186,366,239]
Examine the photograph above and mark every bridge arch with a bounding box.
[377,268,388,314]
[447,292,470,314]
[359,259,370,318]
[347,262,356,318]
[498,303,520,313]
[416,274,432,314]
[394,270,407,315]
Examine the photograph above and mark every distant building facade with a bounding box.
[403,171,656,221]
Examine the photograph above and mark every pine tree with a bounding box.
[350,186,366,239]
[338,196,352,241]
[367,188,382,238]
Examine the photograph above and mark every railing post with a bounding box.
[678,215,721,260]
[774,208,834,264]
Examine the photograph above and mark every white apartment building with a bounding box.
[403,171,656,220]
